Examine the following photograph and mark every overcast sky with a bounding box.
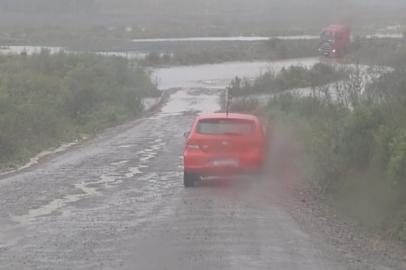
[0,0,404,34]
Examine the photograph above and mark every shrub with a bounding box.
[387,130,406,193]
[340,105,383,170]
[231,61,406,240]
[0,52,157,167]
[228,63,348,97]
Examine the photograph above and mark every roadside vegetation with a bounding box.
[228,63,347,96]
[0,51,158,168]
[230,49,406,244]
[140,39,319,67]
[345,37,406,67]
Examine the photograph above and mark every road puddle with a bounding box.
[118,144,134,149]
[99,175,123,187]
[11,138,168,224]
[0,141,80,177]
[125,167,143,178]
[111,160,129,166]
[135,141,166,163]
[12,181,100,224]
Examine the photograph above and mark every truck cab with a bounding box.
[319,25,351,57]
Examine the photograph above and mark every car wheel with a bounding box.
[184,172,199,187]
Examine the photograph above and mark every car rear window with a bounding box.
[196,119,255,136]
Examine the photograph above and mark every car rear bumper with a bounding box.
[185,167,261,177]
[184,151,264,176]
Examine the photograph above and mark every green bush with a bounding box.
[340,105,384,170]
[229,63,348,96]
[0,52,157,167]
[393,205,406,243]
[228,61,406,242]
[387,130,406,192]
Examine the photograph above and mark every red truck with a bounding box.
[319,25,351,57]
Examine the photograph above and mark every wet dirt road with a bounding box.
[0,59,348,270]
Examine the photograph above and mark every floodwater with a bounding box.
[272,35,319,40]
[132,35,320,43]
[366,33,404,39]
[132,36,271,42]
[158,89,221,117]
[0,46,64,55]
[0,35,318,60]
[0,46,147,60]
[152,58,319,90]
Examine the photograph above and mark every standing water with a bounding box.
[152,58,319,90]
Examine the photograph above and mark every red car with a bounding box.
[183,113,267,187]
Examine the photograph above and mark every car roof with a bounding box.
[197,113,259,121]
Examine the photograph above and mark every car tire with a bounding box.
[184,172,199,188]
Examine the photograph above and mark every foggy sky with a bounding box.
[0,0,404,31]
[0,0,404,15]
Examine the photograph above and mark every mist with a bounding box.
[0,0,405,33]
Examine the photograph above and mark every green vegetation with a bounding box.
[0,51,157,168]
[231,53,406,244]
[228,63,347,96]
[344,38,406,67]
[140,39,319,67]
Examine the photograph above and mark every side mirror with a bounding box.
[183,131,190,138]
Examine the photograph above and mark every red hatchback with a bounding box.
[183,113,267,187]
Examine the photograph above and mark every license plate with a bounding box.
[212,159,239,167]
